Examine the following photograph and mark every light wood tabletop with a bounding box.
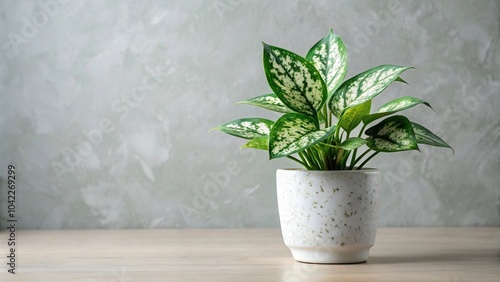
[0,228,498,281]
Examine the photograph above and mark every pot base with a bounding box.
[289,246,370,264]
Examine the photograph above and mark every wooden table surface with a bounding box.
[0,228,498,281]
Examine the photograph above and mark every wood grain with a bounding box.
[0,228,498,281]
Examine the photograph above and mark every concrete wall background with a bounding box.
[0,0,499,229]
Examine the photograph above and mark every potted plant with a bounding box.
[212,29,451,264]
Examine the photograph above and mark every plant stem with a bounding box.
[349,148,371,170]
[358,123,367,138]
[300,150,319,170]
[318,112,325,127]
[319,142,339,149]
[334,119,342,141]
[327,107,332,129]
[341,149,350,170]
[357,151,379,170]
[318,145,329,170]
[323,106,329,128]
[335,149,344,169]
[298,152,312,170]
[350,123,368,168]
[309,147,324,170]
[288,155,312,170]
[349,150,358,169]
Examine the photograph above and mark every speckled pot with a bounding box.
[277,168,381,264]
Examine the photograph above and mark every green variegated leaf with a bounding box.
[237,93,295,113]
[377,96,431,113]
[411,122,453,151]
[263,43,327,116]
[269,113,336,159]
[336,137,368,151]
[306,29,348,97]
[362,112,393,126]
[363,96,432,125]
[329,65,413,118]
[339,100,371,133]
[365,115,418,152]
[242,136,268,150]
[213,118,274,140]
[395,76,408,84]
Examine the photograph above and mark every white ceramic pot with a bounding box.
[276,168,381,264]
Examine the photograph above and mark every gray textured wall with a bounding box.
[1,0,499,229]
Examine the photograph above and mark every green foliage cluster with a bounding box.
[214,29,451,170]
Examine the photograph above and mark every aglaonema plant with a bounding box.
[212,29,452,170]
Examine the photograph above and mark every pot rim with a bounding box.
[277,168,379,173]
